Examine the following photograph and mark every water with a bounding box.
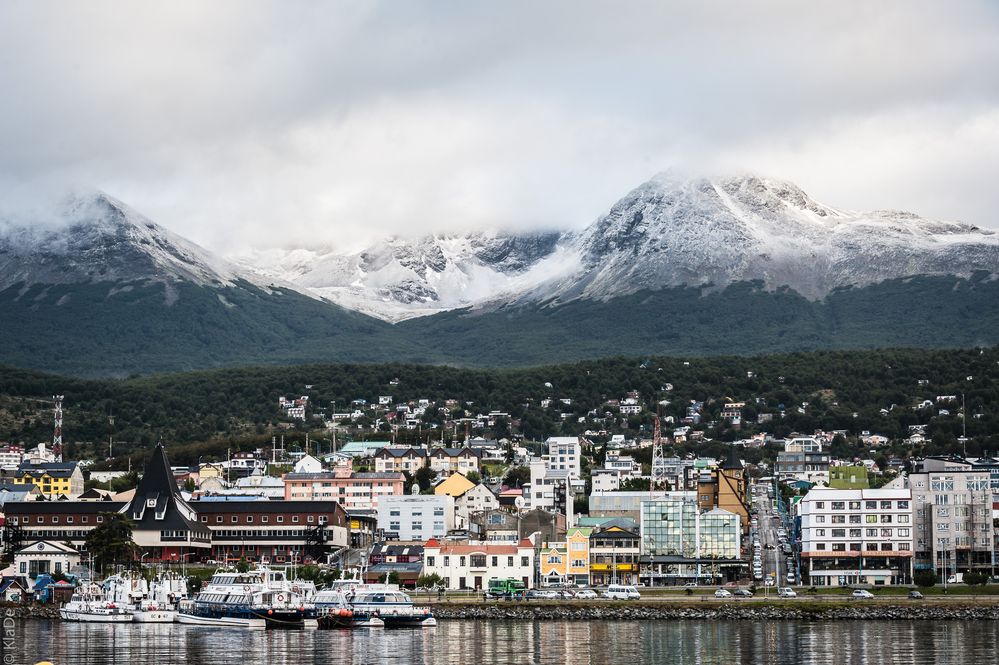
[7,619,998,665]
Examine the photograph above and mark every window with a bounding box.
[390,510,401,517]
[492,556,498,567]
[866,529,878,537]
[849,543,862,552]
[831,501,845,510]
[246,516,253,523]
[216,516,223,523]
[899,528,910,537]
[443,556,450,566]
[427,556,435,567]
[866,515,878,523]
[52,517,58,524]
[897,501,909,510]
[897,515,909,524]
[866,543,878,551]
[521,556,529,567]
[849,529,862,538]
[815,529,826,537]
[880,543,893,551]
[865,501,877,510]
[831,515,845,524]
[508,556,514,567]
[881,529,892,538]
[899,543,911,551]
[292,516,299,523]
[832,544,846,552]
[849,501,861,510]
[277,516,284,523]
[307,516,315,523]
[470,555,487,567]
[815,502,825,509]
[815,516,826,523]
[936,508,949,517]
[880,515,892,523]
[832,529,846,538]
[459,556,466,567]
[849,515,861,524]
[262,516,269,523]
[816,544,826,551]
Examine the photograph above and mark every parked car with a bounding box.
[683,582,698,587]
[908,590,924,599]
[714,589,732,598]
[777,587,797,598]
[764,578,775,587]
[733,589,753,597]
[575,589,598,599]
[527,590,559,600]
[852,589,875,599]
[604,584,641,600]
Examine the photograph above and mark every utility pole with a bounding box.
[52,395,64,462]
[108,410,115,461]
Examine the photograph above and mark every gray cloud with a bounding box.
[1,0,997,253]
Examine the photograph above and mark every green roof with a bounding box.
[828,466,870,489]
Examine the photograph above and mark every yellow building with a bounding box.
[540,542,568,584]
[566,527,592,585]
[434,472,476,498]
[12,462,84,499]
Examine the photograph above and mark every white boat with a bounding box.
[59,582,134,623]
[133,573,187,623]
[347,584,436,628]
[177,566,312,629]
[314,580,433,628]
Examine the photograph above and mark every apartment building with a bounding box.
[377,494,454,541]
[909,458,995,579]
[422,538,535,590]
[798,488,913,586]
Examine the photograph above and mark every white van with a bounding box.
[604,584,641,600]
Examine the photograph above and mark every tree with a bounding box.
[84,513,140,575]
[465,470,481,484]
[414,466,435,493]
[503,466,530,488]
[913,570,938,587]
[183,477,197,493]
[382,571,401,585]
[417,573,444,589]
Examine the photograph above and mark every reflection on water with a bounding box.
[8,619,998,665]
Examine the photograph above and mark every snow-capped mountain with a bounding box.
[531,172,999,303]
[236,230,571,321]
[237,172,999,320]
[0,191,273,294]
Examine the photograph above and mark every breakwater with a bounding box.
[432,601,999,621]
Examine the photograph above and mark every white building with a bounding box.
[377,495,454,541]
[15,540,81,582]
[293,454,324,474]
[544,437,582,477]
[798,488,914,586]
[422,538,536,590]
[454,483,500,529]
[591,468,621,493]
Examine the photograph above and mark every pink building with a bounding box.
[283,467,404,511]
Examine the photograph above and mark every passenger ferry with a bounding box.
[133,573,188,623]
[177,567,312,629]
[313,580,434,628]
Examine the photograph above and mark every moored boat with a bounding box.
[177,566,311,629]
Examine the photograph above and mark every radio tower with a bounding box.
[650,413,667,498]
[52,395,64,462]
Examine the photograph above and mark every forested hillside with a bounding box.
[2,347,998,467]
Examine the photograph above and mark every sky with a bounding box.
[0,1,997,254]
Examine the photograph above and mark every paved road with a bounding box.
[752,485,786,589]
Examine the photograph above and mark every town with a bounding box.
[1,383,995,606]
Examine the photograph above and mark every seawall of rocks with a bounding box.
[431,603,999,621]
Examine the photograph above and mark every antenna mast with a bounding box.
[52,395,64,462]
[650,413,667,498]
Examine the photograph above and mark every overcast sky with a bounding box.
[1,1,997,254]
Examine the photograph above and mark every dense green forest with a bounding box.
[2,274,999,377]
[2,347,998,468]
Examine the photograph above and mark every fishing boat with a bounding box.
[59,582,134,623]
[177,566,311,629]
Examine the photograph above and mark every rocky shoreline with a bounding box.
[431,602,999,621]
[7,602,999,622]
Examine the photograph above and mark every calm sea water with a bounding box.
[6,619,998,665]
